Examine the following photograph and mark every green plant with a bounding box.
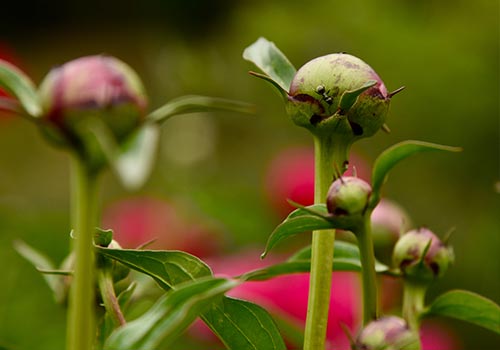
[0,38,498,350]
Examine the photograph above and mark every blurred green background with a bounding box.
[0,0,498,349]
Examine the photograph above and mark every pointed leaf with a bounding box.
[243,37,296,92]
[201,297,287,350]
[262,214,333,258]
[370,140,462,207]
[96,247,212,291]
[147,95,254,124]
[262,204,356,258]
[289,240,359,261]
[98,247,286,349]
[13,240,65,303]
[244,241,389,281]
[105,278,239,350]
[0,59,42,117]
[339,80,377,112]
[287,201,331,219]
[424,290,500,334]
[115,123,160,190]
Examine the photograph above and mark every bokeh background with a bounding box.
[0,0,498,349]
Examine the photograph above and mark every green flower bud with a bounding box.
[354,316,420,350]
[287,53,392,139]
[38,55,147,161]
[326,176,372,216]
[393,228,454,283]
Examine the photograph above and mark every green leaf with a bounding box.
[82,119,160,190]
[243,37,296,93]
[147,95,254,124]
[105,278,240,350]
[201,297,287,350]
[262,214,333,258]
[424,290,500,334]
[115,123,160,190]
[244,241,389,281]
[13,240,65,303]
[286,202,330,219]
[289,240,359,261]
[370,140,462,207]
[96,247,212,291]
[98,247,286,349]
[94,227,114,247]
[0,59,42,117]
[261,204,358,258]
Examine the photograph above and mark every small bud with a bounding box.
[354,316,420,350]
[287,53,391,139]
[393,228,454,283]
[106,240,130,283]
[371,199,412,265]
[326,176,372,217]
[38,55,147,150]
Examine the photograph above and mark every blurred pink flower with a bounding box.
[102,196,222,257]
[264,146,370,218]
[192,250,362,349]
[420,320,462,350]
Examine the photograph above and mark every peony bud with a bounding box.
[326,176,372,217]
[354,316,420,350]
[264,146,371,218]
[393,228,454,283]
[287,53,391,139]
[38,55,147,151]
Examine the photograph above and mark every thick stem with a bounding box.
[304,135,350,350]
[357,212,379,324]
[402,281,427,332]
[97,269,126,327]
[67,156,99,350]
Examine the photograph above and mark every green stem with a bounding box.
[97,269,126,327]
[67,155,99,350]
[402,281,427,331]
[357,212,379,324]
[304,135,350,350]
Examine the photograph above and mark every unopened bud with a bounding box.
[287,53,391,139]
[393,228,454,283]
[354,316,420,350]
[326,176,372,217]
[38,55,147,151]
